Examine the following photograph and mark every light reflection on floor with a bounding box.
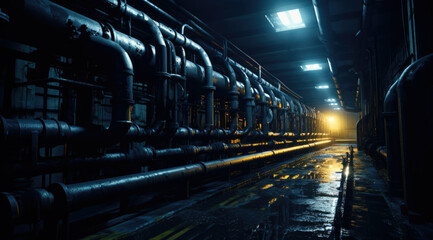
[135,145,352,240]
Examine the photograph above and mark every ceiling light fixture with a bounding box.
[333,107,341,110]
[329,103,338,106]
[301,64,322,71]
[324,98,336,102]
[266,9,305,32]
[315,85,329,89]
[327,58,333,74]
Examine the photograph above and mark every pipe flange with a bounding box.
[47,183,70,214]
[211,142,228,152]
[181,145,198,156]
[154,72,172,80]
[37,118,47,138]
[228,90,240,96]
[127,147,154,164]
[0,192,19,221]
[169,73,186,81]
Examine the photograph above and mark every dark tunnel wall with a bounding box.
[357,0,433,221]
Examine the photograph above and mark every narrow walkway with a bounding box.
[341,148,401,239]
[82,144,404,240]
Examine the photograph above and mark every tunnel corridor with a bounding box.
[1,0,433,239]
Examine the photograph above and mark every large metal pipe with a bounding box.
[0,140,331,226]
[294,100,303,134]
[214,56,239,135]
[10,137,334,177]
[156,22,215,130]
[201,43,301,100]
[250,73,268,133]
[264,87,278,132]
[82,36,135,137]
[395,53,433,216]
[233,65,254,135]
[275,91,288,133]
[383,80,402,195]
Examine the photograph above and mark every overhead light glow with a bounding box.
[329,103,338,106]
[315,85,329,89]
[333,107,341,110]
[327,58,333,74]
[301,64,322,71]
[277,11,290,26]
[325,98,336,102]
[265,9,305,32]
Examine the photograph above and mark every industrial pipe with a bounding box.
[214,56,239,135]
[264,87,278,132]
[81,36,134,137]
[383,80,402,195]
[155,22,215,130]
[250,73,269,133]
[275,91,288,133]
[1,140,332,227]
[233,65,254,135]
[395,53,433,216]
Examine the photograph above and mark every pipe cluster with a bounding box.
[0,0,330,238]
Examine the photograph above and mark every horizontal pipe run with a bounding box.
[60,139,331,210]
[1,116,328,147]
[1,140,331,223]
[9,137,330,177]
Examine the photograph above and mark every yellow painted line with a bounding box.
[218,194,242,207]
[166,225,194,240]
[81,231,125,240]
[227,198,243,207]
[149,223,184,240]
[279,175,290,179]
[260,184,274,190]
[291,174,300,179]
[268,197,277,205]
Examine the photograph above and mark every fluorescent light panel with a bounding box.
[329,103,338,106]
[301,64,322,71]
[315,85,329,89]
[266,9,305,32]
[325,98,336,102]
[327,58,333,74]
[333,107,341,110]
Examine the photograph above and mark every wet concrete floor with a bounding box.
[83,144,404,240]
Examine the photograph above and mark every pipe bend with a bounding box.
[81,36,134,136]
[383,80,399,115]
[233,65,253,136]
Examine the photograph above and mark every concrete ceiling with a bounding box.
[169,0,364,111]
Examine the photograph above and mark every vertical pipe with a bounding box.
[233,66,253,135]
